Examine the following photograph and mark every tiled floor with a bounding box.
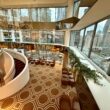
[0,63,80,110]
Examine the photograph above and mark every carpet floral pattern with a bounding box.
[0,63,80,110]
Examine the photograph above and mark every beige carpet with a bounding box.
[0,63,80,110]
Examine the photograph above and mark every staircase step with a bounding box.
[14,58,25,78]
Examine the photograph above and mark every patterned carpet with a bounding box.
[0,63,80,110]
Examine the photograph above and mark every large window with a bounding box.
[20,9,29,22]
[22,30,32,42]
[1,8,66,23]
[0,9,5,16]
[0,9,20,22]
[22,30,64,44]
[55,8,66,21]
[90,19,110,72]
[82,25,95,56]
[0,7,66,23]
[39,31,53,43]
[22,30,39,43]
[0,8,66,44]
[78,7,88,18]
[34,8,66,22]
[78,29,85,49]
[69,31,74,47]
[73,1,80,17]
[70,31,80,47]
[54,31,64,44]
[3,31,12,42]
[39,30,64,44]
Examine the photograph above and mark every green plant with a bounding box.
[79,64,101,84]
[67,48,101,85]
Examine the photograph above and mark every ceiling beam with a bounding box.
[79,0,97,7]
[0,21,56,30]
[56,16,79,29]
[73,0,110,30]
[20,22,56,30]
[57,16,79,24]
[0,0,68,8]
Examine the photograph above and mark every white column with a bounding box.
[11,30,15,42]
[19,30,23,42]
[39,31,41,43]
[8,9,12,21]
[64,29,71,46]
[0,29,4,41]
[64,0,73,46]
[66,0,74,18]
[52,29,55,43]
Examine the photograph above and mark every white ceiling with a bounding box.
[0,0,68,8]
[73,0,110,30]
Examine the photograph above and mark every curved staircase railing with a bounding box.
[0,49,29,100]
[0,50,15,84]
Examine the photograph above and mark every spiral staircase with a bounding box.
[0,49,29,100]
